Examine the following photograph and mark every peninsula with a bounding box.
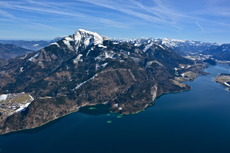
[214,73,230,91]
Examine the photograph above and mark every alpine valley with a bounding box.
[0,29,218,134]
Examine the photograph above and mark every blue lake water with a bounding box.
[0,64,230,153]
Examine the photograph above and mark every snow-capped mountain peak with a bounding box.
[74,29,103,45]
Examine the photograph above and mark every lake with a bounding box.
[0,63,230,153]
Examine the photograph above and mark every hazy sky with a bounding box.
[0,0,229,43]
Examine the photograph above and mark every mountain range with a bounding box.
[0,29,207,134]
[0,36,66,51]
[1,36,222,57]
[111,38,221,55]
[0,40,50,51]
[0,43,33,59]
[202,44,230,61]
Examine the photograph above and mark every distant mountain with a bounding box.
[202,44,230,61]
[0,40,50,51]
[0,37,67,51]
[50,36,67,43]
[111,38,220,55]
[0,29,207,134]
[0,43,33,59]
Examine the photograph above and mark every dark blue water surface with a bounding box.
[0,64,230,153]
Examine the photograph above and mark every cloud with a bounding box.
[0,1,129,28]
[0,8,60,31]
[75,0,230,30]
[196,21,204,32]
[0,9,17,19]
[0,0,229,39]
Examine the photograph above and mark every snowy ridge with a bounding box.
[143,42,154,52]
[50,42,60,47]
[110,37,221,53]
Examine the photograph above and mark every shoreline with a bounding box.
[0,102,110,136]
[0,86,192,135]
[0,64,208,135]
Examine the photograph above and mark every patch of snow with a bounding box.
[159,45,168,51]
[171,39,186,43]
[28,52,40,62]
[224,82,230,87]
[98,44,107,48]
[151,85,157,101]
[143,42,154,52]
[73,54,83,64]
[105,51,116,59]
[63,39,74,51]
[74,74,98,90]
[0,94,7,101]
[147,60,164,67]
[65,36,74,41]
[96,63,100,70]
[15,103,31,113]
[76,54,83,59]
[115,103,119,107]
[50,42,60,47]
[33,44,39,47]
[86,50,91,57]
[134,43,141,47]
[101,62,108,68]
[84,37,93,47]
[20,67,24,72]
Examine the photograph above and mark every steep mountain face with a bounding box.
[0,29,203,134]
[202,44,230,61]
[0,40,50,51]
[111,38,220,55]
[0,43,33,59]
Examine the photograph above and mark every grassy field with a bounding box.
[0,99,10,104]
[11,94,32,103]
[0,94,32,104]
